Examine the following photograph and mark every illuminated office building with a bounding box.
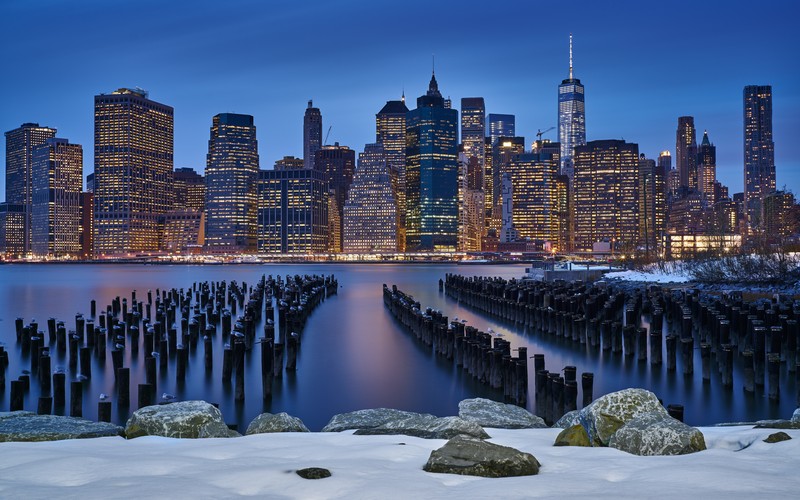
[487,114,515,146]
[573,140,639,253]
[554,174,570,252]
[343,143,397,253]
[204,113,259,253]
[499,173,517,243]
[173,167,205,212]
[638,154,658,254]
[4,122,57,252]
[160,210,204,253]
[0,203,26,257]
[86,173,95,193]
[484,137,495,228]
[303,100,322,170]
[461,98,485,174]
[762,191,795,239]
[80,192,93,258]
[405,71,459,252]
[676,116,697,190]
[94,88,173,255]
[314,143,355,253]
[743,85,775,229]
[558,34,586,183]
[697,131,717,205]
[490,137,525,233]
[508,140,560,248]
[31,138,83,257]
[274,156,305,171]
[376,97,408,251]
[257,168,328,254]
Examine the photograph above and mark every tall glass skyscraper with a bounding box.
[376,97,408,251]
[487,114,515,146]
[676,116,697,190]
[303,100,322,170]
[558,35,586,183]
[94,88,173,255]
[743,85,774,229]
[461,97,486,171]
[406,72,459,252]
[205,113,259,253]
[697,131,717,204]
[314,143,355,253]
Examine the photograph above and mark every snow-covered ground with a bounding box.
[606,261,693,284]
[1,426,797,499]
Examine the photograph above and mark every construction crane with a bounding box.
[323,126,332,146]
[536,126,555,141]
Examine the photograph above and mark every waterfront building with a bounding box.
[314,143,355,253]
[743,85,775,230]
[376,97,409,251]
[4,122,57,252]
[31,138,83,257]
[303,100,322,170]
[160,210,205,253]
[405,72,459,252]
[483,137,495,230]
[80,192,93,258]
[499,173,517,243]
[93,88,173,255]
[697,131,717,205]
[173,167,205,212]
[0,203,26,257]
[667,189,705,236]
[676,116,697,190]
[342,143,397,253]
[257,168,328,254]
[638,154,658,254]
[508,140,560,249]
[573,140,639,253]
[487,113,515,146]
[763,191,796,240]
[558,34,586,184]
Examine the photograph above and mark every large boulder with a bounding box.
[322,409,423,432]
[0,413,123,442]
[246,412,309,435]
[125,401,237,439]
[608,412,706,456]
[554,424,591,447]
[458,398,546,429]
[354,415,490,440]
[580,388,667,446]
[423,435,540,477]
[553,410,580,429]
[792,408,800,423]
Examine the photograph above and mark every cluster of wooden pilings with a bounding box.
[444,273,800,415]
[383,284,528,407]
[3,273,338,423]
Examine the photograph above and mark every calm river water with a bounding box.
[0,263,795,430]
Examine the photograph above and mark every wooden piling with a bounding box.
[53,372,65,407]
[117,367,130,407]
[70,381,83,417]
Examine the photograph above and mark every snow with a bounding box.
[606,261,693,283]
[1,426,798,499]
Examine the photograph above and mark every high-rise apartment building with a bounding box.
[314,143,355,253]
[509,140,561,249]
[461,97,486,174]
[376,97,409,251]
[638,154,658,254]
[31,138,83,257]
[257,168,328,254]
[558,34,586,184]
[303,100,322,170]
[405,72,459,252]
[743,85,775,229]
[487,114,515,146]
[573,140,640,253]
[4,122,57,252]
[343,143,397,253]
[204,113,259,253]
[93,88,173,255]
[697,131,717,205]
[676,116,697,190]
[763,191,795,239]
[173,167,205,212]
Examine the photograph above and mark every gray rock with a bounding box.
[246,412,309,435]
[580,388,668,446]
[753,419,800,430]
[791,408,800,423]
[554,424,591,447]
[354,415,490,440]
[763,431,792,443]
[458,398,546,429]
[423,435,540,477]
[553,410,580,429]
[296,467,331,479]
[0,413,123,442]
[125,401,238,439]
[322,408,423,432]
[608,411,706,456]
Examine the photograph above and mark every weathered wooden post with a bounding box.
[70,380,83,417]
[53,372,65,408]
[10,380,24,411]
[117,367,130,407]
[701,343,711,382]
[742,349,755,393]
[98,401,112,422]
[581,372,594,408]
[138,383,153,409]
[767,354,780,401]
[261,338,274,399]
[37,396,52,415]
[667,404,684,422]
[666,334,677,372]
[234,339,245,401]
[145,355,157,395]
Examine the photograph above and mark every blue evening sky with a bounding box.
[1,0,798,196]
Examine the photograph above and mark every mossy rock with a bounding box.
[554,424,591,447]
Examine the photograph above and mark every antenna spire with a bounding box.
[569,33,573,80]
[432,54,435,75]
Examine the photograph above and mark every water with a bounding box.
[0,263,795,430]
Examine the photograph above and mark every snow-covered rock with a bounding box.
[0,413,123,442]
[354,415,490,440]
[246,412,309,434]
[125,401,238,439]
[553,410,580,429]
[792,408,800,423]
[580,388,667,446]
[423,435,540,477]
[458,398,546,429]
[322,408,422,432]
[608,412,706,456]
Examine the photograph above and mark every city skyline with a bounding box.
[1,0,797,200]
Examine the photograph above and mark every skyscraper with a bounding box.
[405,71,459,252]
[31,138,83,257]
[4,122,57,252]
[204,113,259,253]
[314,143,355,253]
[508,140,560,248]
[343,143,397,253]
[573,140,640,253]
[487,114,515,146]
[697,131,717,205]
[303,100,322,170]
[94,88,173,255]
[490,137,525,233]
[173,167,206,213]
[376,97,409,251]
[743,85,775,229]
[676,116,697,190]
[461,97,486,174]
[558,34,586,183]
